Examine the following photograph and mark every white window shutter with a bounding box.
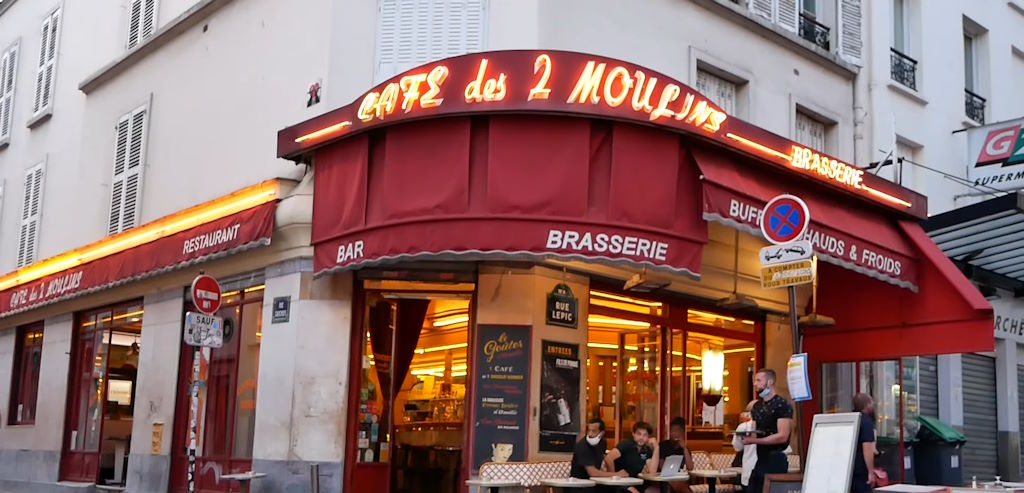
[777,0,799,33]
[17,165,44,267]
[32,9,59,115]
[838,0,863,65]
[695,70,737,115]
[143,0,158,39]
[128,0,143,48]
[374,0,485,82]
[107,116,131,235]
[750,0,774,21]
[0,44,17,141]
[375,0,398,81]
[108,107,147,235]
[795,111,827,150]
[32,16,50,114]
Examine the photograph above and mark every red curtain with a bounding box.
[391,299,430,397]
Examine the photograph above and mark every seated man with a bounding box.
[605,421,660,493]
[572,417,629,483]
[659,417,694,493]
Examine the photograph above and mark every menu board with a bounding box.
[473,325,531,469]
[539,341,581,452]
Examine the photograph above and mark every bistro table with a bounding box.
[689,469,739,493]
[592,476,645,489]
[875,485,948,493]
[639,472,690,493]
[220,472,267,493]
[539,477,597,492]
[466,478,523,493]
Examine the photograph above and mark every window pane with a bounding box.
[795,112,827,150]
[201,304,240,457]
[232,301,262,457]
[802,0,816,15]
[79,329,110,451]
[964,34,975,90]
[821,362,855,413]
[359,293,394,463]
[893,0,906,52]
[586,329,620,444]
[621,330,659,437]
[901,357,920,438]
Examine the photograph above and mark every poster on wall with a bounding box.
[473,325,531,469]
[539,340,581,453]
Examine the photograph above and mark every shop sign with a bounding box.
[760,240,812,267]
[539,341,581,452]
[272,296,291,324]
[473,325,530,469]
[990,297,1024,344]
[966,117,1024,190]
[546,283,578,328]
[760,259,814,289]
[183,312,224,348]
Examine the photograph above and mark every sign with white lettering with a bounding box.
[183,312,224,348]
[190,275,222,315]
[760,240,813,266]
[991,297,1024,344]
[761,259,814,289]
[546,283,578,328]
[272,296,291,324]
[966,117,1024,191]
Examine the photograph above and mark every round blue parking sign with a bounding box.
[760,194,811,245]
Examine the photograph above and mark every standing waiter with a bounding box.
[742,368,793,493]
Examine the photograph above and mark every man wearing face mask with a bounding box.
[742,369,793,493]
[571,417,628,482]
[851,393,878,493]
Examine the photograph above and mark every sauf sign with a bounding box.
[967,116,1024,190]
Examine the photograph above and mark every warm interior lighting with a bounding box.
[244,285,265,294]
[0,180,281,292]
[590,291,662,307]
[294,121,352,143]
[723,347,755,354]
[415,342,468,354]
[410,364,469,376]
[587,315,651,328]
[432,315,469,327]
[588,342,619,350]
[688,309,734,322]
[701,347,725,412]
[686,353,703,361]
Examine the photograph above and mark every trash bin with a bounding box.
[876,436,916,484]
[914,416,966,486]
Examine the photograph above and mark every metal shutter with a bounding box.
[962,354,998,480]
[1018,364,1024,477]
[919,355,939,418]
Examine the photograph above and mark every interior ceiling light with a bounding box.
[432,315,469,327]
[590,291,663,307]
[587,315,651,328]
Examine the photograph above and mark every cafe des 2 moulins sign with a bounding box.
[547,283,578,328]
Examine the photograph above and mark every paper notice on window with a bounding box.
[787,353,812,402]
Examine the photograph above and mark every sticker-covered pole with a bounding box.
[187,348,200,493]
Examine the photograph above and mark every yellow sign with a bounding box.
[760,259,814,289]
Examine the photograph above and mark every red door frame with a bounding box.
[344,277,478,493]
[169,289,263,493]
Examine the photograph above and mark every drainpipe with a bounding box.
[851,0,874,168]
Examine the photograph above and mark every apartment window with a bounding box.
[893,0,908,53]
[0,42,18,145]
[889,0,917,90]
[107,106,148,235]
[895,140,916,186]
[31,7,60,119]
[963,31,985,123]
[795,111,827,150]
[9,324,43,425]
[127,0,157,49]
[375,0,486,82]
[694,69,737,115]
[17,164,44,267]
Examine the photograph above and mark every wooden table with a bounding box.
[220,472,267,493]
[639,472,690,493]
[466,478,523,493]
[592,476,645,488]
[875,485,948,493]
[539,477,597,492]
[689,469,739,493]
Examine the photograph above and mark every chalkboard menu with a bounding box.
[473,325,531,469]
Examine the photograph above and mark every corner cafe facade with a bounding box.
[278,50,993,490]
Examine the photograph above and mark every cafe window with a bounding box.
[9,323,43,425]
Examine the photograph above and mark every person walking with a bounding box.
[742,369,793,493]
[851,393,878,493]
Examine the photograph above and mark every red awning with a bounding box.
[804,220,994,361]
[692,146,920,290]
[0,202,276,317]
[311,117,707,277]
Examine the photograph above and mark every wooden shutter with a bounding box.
[0,44,17,141]
[776,0,799,32]
[838,0,863,65]
[374,0,486,82]
[749,0,774,21]
[108,107,147,235]
[695,70,737,115]
[17,165,44,267]
[32,9,59,114]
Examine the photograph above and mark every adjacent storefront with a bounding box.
[277,50,994,492]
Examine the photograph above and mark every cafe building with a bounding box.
[276,50,994,492]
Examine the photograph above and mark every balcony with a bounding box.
[798,13,830,51]
[889,48,918,91]
[965,89,986,124]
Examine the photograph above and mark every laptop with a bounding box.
[660,455,685,476]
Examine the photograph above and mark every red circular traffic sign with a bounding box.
[191,274,222,315]
[760,194,810,245]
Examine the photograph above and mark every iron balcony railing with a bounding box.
[889,48,918,91]
[965,89,986,124]
[799,13,830,51]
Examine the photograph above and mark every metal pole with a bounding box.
[788,286,806,472]
[310,463,320,493]
[187,348,200,493]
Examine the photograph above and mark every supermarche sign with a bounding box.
[760,259,814,289]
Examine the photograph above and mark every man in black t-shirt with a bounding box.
[742,369,794,493]
[571,417,628,484]
[605,421,659,493]
[659,417,694,492]
[850,393,878,493]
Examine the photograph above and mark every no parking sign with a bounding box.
[760,194,810,245]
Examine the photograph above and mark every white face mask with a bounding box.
[586,433,603,446]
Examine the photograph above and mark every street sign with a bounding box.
[190,274,222,315]
[760,259,814,289]
[759,239,813,266]
[760,194,811,245]
[183,311,224,348]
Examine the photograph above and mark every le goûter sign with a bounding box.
[278,50,925,218]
